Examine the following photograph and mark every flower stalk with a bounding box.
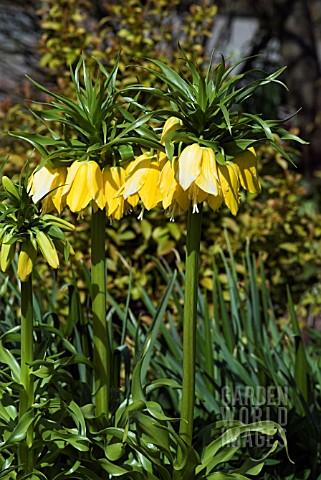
[18,275,34,473]
[179,204,203,445]
[91,207,110,416]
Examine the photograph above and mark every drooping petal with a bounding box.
[124,162,139,208]
[66,162,91,212]
[159,160,178,209]
[31,165,57,203]
[103,166,125,218]
[0,233,16,273]
[138,159,162,210]
[126,193,139,208]
[207,193,223,212]
[233,147,261,193]
[110,168,125,220]
[61,161,82,198]
[195,147,219,195]
[48,167,67,213]
[36,230,59,269]
[174,185,190,211]
[122,154,152,199]
[188,184,207,210]
[177,144,203,191]
[218,162,240,215]
[87,161,105,210]
[161,117,183,143]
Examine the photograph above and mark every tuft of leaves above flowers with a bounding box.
[136,47,306,165]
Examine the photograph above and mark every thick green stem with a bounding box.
[91,208,110,416]
[179,204,203,446]
[19,275,34,472]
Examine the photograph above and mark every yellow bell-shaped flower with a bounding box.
[217,162,240,216]
[121,153,165,211]
[29,165,67,213]
[177,144,220,196]
[63,161,105,212]
[233,147,261,193]
[103,166,139,220]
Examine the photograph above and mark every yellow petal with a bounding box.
[18,241,37,282]
[50,168,67,213]
[218,162,240,215]
[66,163,91,212]
[62,161,82,198]
[161,117,182,143]
[122,154,151,198]
[159,160,178,209]
[115,162,139,210]
[177,144,203,191]
[195,147,219,195]
[188,184,207,207]
[31,166,57,203]
[36,230,59,269]
[157,151,167,162]
[174,185,190,211]
[30,166,67,213]
[87,161,105,210]
[103,166,125,218]
[138,159,162,210]
[0,234,15,272]
[28,174,34,196]
[207,194,223,212]
[126,193,139,208]
[233,147,261,193]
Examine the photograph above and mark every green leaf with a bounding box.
[105,441,126,462]
[8,132,49,157]
[1,410,35,447]
[131,410,172,458]
[0,341,20,382]
[146,58,196,102]
[131,271,177,400]
[196,420,280,475]
[276,127,308,144]
[66,401,87,437]
[243,113,274,141]
[288,286,309,409]
[206,473,251,479]
[53,465,104,480]
[98,457,130,475]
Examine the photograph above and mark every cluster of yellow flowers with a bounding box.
[29,161,139,220]
[29,117,261,220]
